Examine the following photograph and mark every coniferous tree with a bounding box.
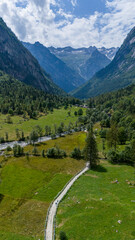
[26,152,29,162]
[5,132,8,142]
[107,124,118,150]
[84,129,99,168]
[42,149,45,158]
[32,146,39,156]
[16,129,20,140]
[29,130,38,145]
[54,124,57,134]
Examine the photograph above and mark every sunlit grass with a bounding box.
[56,160,135,240]
[0,107,85,141]
[0,132,85,239]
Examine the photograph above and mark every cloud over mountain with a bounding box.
[0,0,135,48]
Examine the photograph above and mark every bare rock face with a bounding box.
[49,45,112,81]
[0,18,64,95]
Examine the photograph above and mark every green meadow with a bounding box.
[56,160,135,240]
[0,132,86,240]
[0,120,134,240]
[0,107,85,141]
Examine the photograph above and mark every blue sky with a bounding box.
[0,0,135,48]
[60,0,107,17]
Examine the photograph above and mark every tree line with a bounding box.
[0,75,81,118]
[85,84,135,166]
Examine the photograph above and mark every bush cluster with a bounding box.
[47,146,67,159]
[107,140,135,165]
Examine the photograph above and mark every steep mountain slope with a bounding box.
[49,46,96,79]
[23,42,85,92]
[80,49,111,80]
[0,18,64,95]
[98,47,119,60]
[72,27,135,99]
[49,46,112,81]
[0,70,77,118]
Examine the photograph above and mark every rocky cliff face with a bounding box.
[49,46,113,81]
[97,47,119,60]
[0,18,65,95]
[23,42,86,92]
[72,26,135,99]
[79,49,111,80]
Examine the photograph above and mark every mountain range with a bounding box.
[23,43,116,92]
[0,18,65,96]
[49,46,113,81]
[72,26,135,99]
[0,17,134,101]
[98,47,119,61]
[22,42,86,92]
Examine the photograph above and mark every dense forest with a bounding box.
[0,71,81,118]
[84,84,135,165]
[87,83,135,126]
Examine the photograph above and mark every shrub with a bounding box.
[0,137,5,144]
[25,152,30,161]
[6,115,13,124]
[118,127,127,145]
[57,126,63,136]
[47,146,66,159]
[6,146,12,152]
[32,146,39,156]
[29,130,39,144]
[13,144,24,157]
[99,129,107,138]
[51,134,56,140]
[42,150,45,158]
[74,127,79,132]
[107,149,119,164]
[78,108,83,116]
[59,231,68,240]
[70,147,82,160]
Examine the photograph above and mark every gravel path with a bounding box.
[45,162,89,240]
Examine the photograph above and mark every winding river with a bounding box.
[0,136,53,151]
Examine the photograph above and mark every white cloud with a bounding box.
[0,0,135,48]
[57,8,73,20]
[71,0,77,7]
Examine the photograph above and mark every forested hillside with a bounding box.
[0,71,80,118]
[87,83,135,129]
[0,18,64,96]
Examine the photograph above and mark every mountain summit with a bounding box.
[0,18,64,95]
[72,26,135,99]
[79,49,111,80]
[49,46,112,81]
[23,41,86,92]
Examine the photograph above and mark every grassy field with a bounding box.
[56,160,135,240]
[0,107,85,141]
[1,120,132,240]
[0,132,86,240]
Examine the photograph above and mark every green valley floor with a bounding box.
[56,160,135,240]
[0,132,86,240]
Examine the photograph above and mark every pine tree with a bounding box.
[5,132,8,142]
[84,129,99,168]
[42,149,45,158]
[107,124,118,150]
